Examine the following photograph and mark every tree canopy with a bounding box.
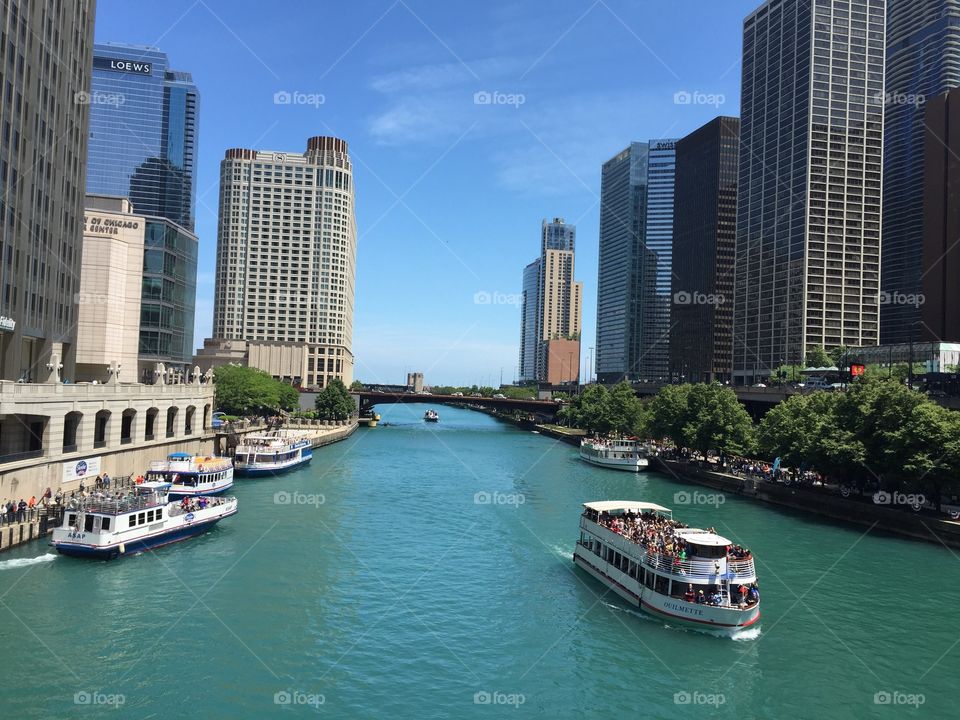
[648,383,754,456]
[315,378,356,420]
[559,382,647,436]
[214,365,299,416]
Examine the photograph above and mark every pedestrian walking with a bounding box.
[17,499,27,522]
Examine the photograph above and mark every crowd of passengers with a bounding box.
[178,496,223,512]
[596,510,753,563]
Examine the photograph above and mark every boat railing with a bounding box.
[68,494,164,516]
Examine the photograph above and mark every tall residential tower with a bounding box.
[200,137,357,389]
[733,0,885,384]
[882,0,960,343]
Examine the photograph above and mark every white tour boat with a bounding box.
[234,430,313,476]
[573,501,760,634]
[424,409,440,423]
[145,452,234,500]
[51,482,238,560]
[579,438,649,472]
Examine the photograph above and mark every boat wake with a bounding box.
[0,554,57,571]
[729,625,762,642]
[550,543,572,561]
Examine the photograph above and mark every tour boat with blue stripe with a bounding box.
[51,482,238,560]
[573,501,760,635]
[233,431,313,476]
[145,452,234,499]
[424,409,439,422]
[579,438,649,472]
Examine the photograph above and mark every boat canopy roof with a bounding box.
[583,500,672,514]
[137,481,172,491]
[168,452,192,459]
[675,529,732,546]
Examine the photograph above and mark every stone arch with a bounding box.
[62,411,83,453]
[93,410,111,448]
[145,407,159,440]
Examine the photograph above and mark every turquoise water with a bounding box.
[0,404,953,718]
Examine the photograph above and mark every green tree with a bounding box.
[680,384,754,456]
[804,345,832,368]
[278,383,300,412]
[648,384,692,443]
[214,365,287,416]
[315,378,356,420]
[349,380,364,391]
[603,381,648,437]
[829,344,850,368]
[560,384,609,433]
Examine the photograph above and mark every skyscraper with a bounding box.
[733,0,884,385]
[517,219,583,383]
[203,137,357,389]
[670,117,740,383]
[86,44,200,231]
[518,259,540,382]
[595,141,670,383]
[882,0,960,344]
[0,2,95,382]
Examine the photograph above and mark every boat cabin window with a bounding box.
[156,508,163,520]
[101,517,111,531]
[129,515,137,528]
[68,513,77,527]
[146,510,154,522]
[138,512,146,525]
[84,515,94,532]
[688,543,725,559]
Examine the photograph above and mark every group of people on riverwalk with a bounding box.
[1,475,133,526]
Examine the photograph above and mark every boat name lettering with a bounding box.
[663,601,704,617]
[66,532,86,540]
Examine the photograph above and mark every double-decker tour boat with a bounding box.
[424,409,439,423]
[579,438,649,472]
[233,430,313,476]
[145,452,234,499]
[51,482,238,560]
[573,501,760,634]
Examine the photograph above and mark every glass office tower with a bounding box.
[519,258,541,382]
[87,43,199,232]
[882,0,960,343]
[733,0,884,385]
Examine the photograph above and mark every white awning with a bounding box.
[583,500,672,514]
[675,529,732,546]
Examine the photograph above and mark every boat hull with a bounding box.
[573,548,760,634]
[579,452,648,472]
[52,509,237,560]
[235,454,312,477]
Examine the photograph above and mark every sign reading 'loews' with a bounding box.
[93,56,152,75]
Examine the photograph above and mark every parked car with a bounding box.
[493,393,506,399]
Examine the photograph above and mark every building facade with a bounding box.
[76,197,145,383]
[882,0,960,344]
[543,338,581,385]
[205,137,357,389]
[733,0,885,385]
[517,219,582,383]
[920,87,960,342]
[86,43,200,231]
[518,258,540,382]
[670,117,740,383]
[0,1,95,383]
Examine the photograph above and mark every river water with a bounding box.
[0,404,953,718]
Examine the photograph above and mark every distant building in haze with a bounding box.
[670,117,740,383]
[733,0,885,385]
[882,0,960,344]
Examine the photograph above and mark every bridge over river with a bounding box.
[352,390,560,417]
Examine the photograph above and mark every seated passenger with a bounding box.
[696,590,706,604]
[684,584,695,603]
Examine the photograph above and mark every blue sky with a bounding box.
[95,0,759,387]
